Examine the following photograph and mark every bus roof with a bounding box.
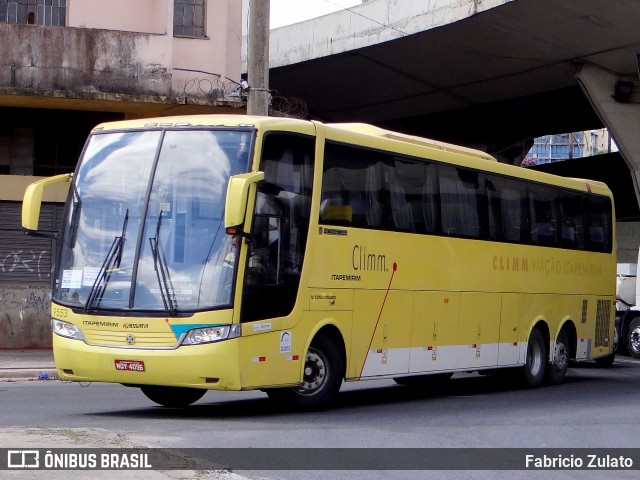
[90,115,310,133]
[326,123,498,163]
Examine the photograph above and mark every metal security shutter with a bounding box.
[0,200,64,285]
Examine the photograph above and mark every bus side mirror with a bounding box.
[22,173,73,236]
[224,171,265,231]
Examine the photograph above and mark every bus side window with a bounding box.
[439,166,461,236]
[439,166,481,238]
[388,168,413,231]
[585,196,612,252]
[422,163,440,234]
[320,166,349,224]
[490,175,529,243]
[559,193,583,249]
[363,163,383,228]
[486,178,504,241]
[322,143,387,229]
[530,185,558,247]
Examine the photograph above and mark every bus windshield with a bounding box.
[55,128,253,313]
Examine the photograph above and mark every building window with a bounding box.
[0,0,66,26]
[550,145,569,157]
[174,0,205,38]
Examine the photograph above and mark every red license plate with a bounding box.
[114,360,145,372]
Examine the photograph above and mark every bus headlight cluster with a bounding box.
[182,324,241,345]
[51,318,84,340]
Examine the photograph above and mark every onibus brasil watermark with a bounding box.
[3,448,639,471]
[6,450,152,470]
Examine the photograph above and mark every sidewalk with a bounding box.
[0,349,57,380]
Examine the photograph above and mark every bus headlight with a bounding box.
[182,324,241,345]
[52,318,84,340]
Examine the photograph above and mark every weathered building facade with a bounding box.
[0,0,244,348]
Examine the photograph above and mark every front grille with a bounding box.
[83,330,178,348]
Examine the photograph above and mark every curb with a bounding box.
[0,368,58,380]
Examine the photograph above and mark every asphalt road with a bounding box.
[2,358,640,479]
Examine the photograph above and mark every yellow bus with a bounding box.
[22,115,616,409]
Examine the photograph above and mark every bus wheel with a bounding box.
[626,318,640,359]
[140,386,206,407]
[523,328,546,388]
[546,329,569,385]
[266,334,344,410]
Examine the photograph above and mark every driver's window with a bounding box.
[240,132,314,323]
[246,215,281,285]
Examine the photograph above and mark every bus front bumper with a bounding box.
[52,334,242,390]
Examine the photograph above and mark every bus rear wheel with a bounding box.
[140,386,206,407]
[626,318,640,359]
[546,329,569,385]
[266,334,344,410]
[523,328,546,388]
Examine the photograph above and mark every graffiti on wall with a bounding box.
[0,288,52,347]
[0,289,50,314]
[0,250,50,280]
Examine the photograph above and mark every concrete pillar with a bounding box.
[576,63,640,207]
[247,0,270,116]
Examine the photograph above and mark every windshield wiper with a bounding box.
[85,209,129,310]
[149,211,178,314]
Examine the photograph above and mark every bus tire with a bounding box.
[545,329,569,385]
[393,372,453,387]
[522,328,546,388]
[140,386,206,407]
[626,318,640,359]
[266,334,344,410]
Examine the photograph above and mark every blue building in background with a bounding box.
[524,129,616,166]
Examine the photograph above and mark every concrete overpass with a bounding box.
[267,0,640,198]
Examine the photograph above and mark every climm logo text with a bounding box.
[352,245,388,272]
[493,256,529,272]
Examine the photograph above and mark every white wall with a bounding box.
[172,0,243,95]
[67,0,243,98]
[68,0,169,34]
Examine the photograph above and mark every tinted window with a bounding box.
[558,193,584,249]
[321,143,438,234]
[585,196,613,253]
[241,133,315,322]
[486,174,529,243]
[439,166,484,238]
[529,184,558,247]
[320,142,612,253]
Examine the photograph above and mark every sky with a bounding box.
[269,0,362,29]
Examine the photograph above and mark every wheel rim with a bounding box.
[527,339,544,376]
[297,347,327,396]
[552,340,568,373]
[630,326,640,354]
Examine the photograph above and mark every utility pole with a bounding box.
[247,0,270,116]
